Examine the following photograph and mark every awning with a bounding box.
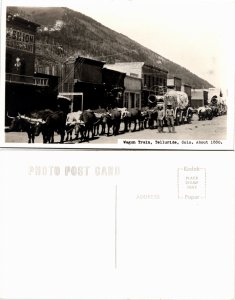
[57,95,72,101]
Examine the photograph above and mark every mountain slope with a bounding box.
[7,6,214,88]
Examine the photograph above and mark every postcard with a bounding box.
[0,0,234,150]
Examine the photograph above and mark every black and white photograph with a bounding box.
[1,0,234,149]
[0,1,234,300]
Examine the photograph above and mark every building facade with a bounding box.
[181,83,192,105]
[102,68,125,108]
[61,56,105,110]
[5,13,58,118]
[123,76,142,109]
[105,62,168,107]
[167,77,182,91]
[6,14,38,77]
[191,89,208,108]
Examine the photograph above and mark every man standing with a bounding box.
[157,105,165,133]
[165,104,176,133]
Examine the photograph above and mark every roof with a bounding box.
[191,89,208,99]
[144,63,168,74]
[167,77,182,81]
[108,62,144,68]
[191,88,208,92]
[7,13,40,29]
[106,61,168,73]
[173,76,182,81]
[125,74,142,81]
[75,56,106,67]
[102,67,126,77]
[182,83,191,88]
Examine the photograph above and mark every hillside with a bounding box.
[7,6,214,88]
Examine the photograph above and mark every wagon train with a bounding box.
[6,90,225,143]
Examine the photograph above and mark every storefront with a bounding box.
[123,75,142,109]
[62,56,105,110]
[5,13,56,120]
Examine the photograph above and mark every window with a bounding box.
[123,92,129,108]
[144,75,147,86]
[20,59,26,75]
[6,53,12,73]
[153,77,156,86]
[45,66,50,75]
[151,76,154,88]
[130,93,135,108]
[136,94,140,108]
[130,72,138,78]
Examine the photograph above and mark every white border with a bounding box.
[0,0,234,150]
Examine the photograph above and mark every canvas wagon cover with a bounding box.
[164,90,189,109]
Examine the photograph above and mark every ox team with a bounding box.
[6,90,226,143]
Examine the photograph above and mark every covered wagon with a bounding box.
[163,90,190,125]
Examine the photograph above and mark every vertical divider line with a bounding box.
[177,168,179,199]
[115,184,117,269]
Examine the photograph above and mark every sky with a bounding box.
[67,0,235,90]
[2,0,235,90]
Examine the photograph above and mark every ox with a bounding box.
[79,110,101,141]
[93,112,105,136]
[210,105,219,117]
[120,108,145,132]
[146,106,158,129]
[101,108,121,136]
[198,106,213,121]
[65,111,83,141]
[6,110,53,143]
[182,106,194,124]
[34,110,67,143]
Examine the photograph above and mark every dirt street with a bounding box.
[5,114,227,144]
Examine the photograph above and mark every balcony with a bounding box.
[6,73,49,86]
